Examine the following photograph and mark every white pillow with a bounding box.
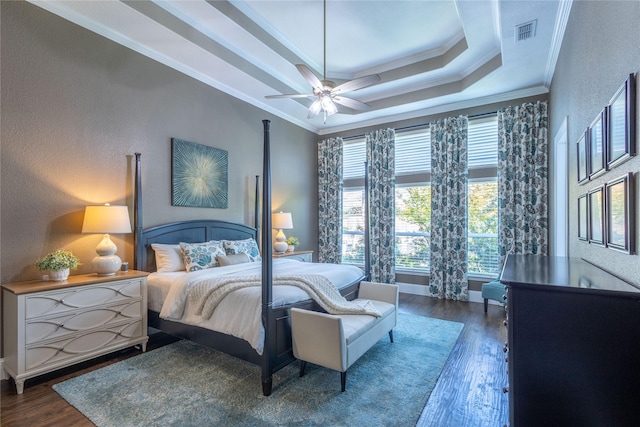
[180,240,226,272]
[216,253,250,266]
[151,243,185,272]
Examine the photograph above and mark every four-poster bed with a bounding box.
[133,120,365,396]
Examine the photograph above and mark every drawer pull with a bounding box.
[503,343,508,353]
[503,320,508,328]
[502,387,509,394]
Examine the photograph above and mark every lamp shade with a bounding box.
[82,204,132,234]
[272,212,293,230]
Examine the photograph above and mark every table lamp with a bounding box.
[272,211,293,254]
[82,203,132,276]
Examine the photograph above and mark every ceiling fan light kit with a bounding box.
[265,0,380,123]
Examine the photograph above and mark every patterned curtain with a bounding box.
[497,101,549,268]
[317,137,343,263]
[366,129,396,283]
[429,116,469,301]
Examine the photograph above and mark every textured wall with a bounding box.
[0,2,318,284]
[550,0,640,286]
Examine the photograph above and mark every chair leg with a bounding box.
[341,371,347,392]
[484,298,488,313]
[388,330,394,343]
[299,360,307,377]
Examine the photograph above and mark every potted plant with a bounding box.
[285,236,299,252]
[35,249,80,281]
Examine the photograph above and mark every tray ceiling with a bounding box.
[29,0,572,134]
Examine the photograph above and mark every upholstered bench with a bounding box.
[291,281,399,392]
[481,280,506,313]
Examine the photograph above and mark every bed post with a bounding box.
[255,175,260,242]
[364,160,371,280]
[134,153,143,271]
[261,120,274,396]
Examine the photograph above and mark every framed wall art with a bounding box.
[607,73,636,169]
[588,186,604,246]
[578,193,588,241]
[605,172,634,254]
[171,138,229,209]
[577,131,588,184]
[588,110,606,179]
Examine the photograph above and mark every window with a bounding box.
[394,128,431,271]
[342,139,366,265]
[467,116,499,276]
[340,116,499,278]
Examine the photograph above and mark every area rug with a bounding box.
[53,314,463,427]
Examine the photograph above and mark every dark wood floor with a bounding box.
[1,295,508,427]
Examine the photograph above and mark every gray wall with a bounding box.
[550,0,640,286]
[0,1,318,284]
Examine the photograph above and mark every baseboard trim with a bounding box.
[0,358,7,381]
[397,282,430,296]
[397,283,501,307]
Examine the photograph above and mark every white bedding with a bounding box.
[147,258,364,354]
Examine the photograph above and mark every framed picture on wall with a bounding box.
[607,73,636,169]
[588,186,604,246]
[171,138,229,209]
[577,131,588,184]
[605,173,635,254]
[588,110,606,179]
[578,194,588,241]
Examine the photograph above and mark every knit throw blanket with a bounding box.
[187,274,381,319]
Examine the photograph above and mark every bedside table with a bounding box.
[272,250,313,262]
[2,270,149,394]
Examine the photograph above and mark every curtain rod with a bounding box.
[340,111,497,141]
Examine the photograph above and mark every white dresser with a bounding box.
[2,271,148,394]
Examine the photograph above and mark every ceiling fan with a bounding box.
[265,0,380,123]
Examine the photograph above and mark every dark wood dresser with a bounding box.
[500,254,640,427]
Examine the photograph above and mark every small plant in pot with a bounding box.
[285,236,299,252]
[35,249,80,281]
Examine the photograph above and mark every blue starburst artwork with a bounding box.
[171,138,228,208]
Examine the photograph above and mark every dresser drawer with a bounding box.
[25,279,144,319]
[26,299,143,344]
[25,319,144,371]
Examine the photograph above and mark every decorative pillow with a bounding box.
[151,243,185,272]
[179,240,226,272]
[223,238,261,262]
[216,253,250,267]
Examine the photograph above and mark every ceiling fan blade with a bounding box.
[296,64,324,91]
[265,93,315,99]
[333,96,372,111]
[332,74,381,94]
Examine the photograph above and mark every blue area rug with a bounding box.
[53,314,463,426]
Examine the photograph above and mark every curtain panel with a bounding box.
[317,137,343,264]
[429,116,469,301]
[497,101,549,269]
[366,129,396,283]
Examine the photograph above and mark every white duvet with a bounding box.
[147,258,364,354]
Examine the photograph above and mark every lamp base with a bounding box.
[92,254,122,276]
[273,241,288,254]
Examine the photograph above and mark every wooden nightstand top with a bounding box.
[272,250,313,258]
[1,270,149,295]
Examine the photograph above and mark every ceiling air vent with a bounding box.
[515,20,537,42]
